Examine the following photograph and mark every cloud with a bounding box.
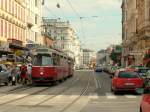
[43,0,122,51]
[96,0,122,9]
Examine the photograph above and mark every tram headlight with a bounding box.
[40,72,44,75]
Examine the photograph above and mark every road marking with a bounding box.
[93,72,99,89]
[69,95,79,99]
[89,93,99,99]
[125,95,136,98]
[97,79,102,88]
[62,96,90,112]
[56,95,63,99]
[106,93,117,99]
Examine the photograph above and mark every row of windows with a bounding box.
[0,19,25,42]
[0,0,25,22]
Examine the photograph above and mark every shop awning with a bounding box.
[0,50,12,55]
[9,43,29,51]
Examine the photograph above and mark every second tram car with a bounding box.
[32,48,74,84]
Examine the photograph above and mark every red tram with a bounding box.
[31,48,74,84]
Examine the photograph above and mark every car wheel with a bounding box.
[114,90,118,94]
[113,89,118,94]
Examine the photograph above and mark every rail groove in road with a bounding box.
[59,73,91,112]
[33,77,81,106]
[0,74,82,107]
[0,87,51,106]
[0,85,34,98]
[3,85,33,94]
[34,73,87,106]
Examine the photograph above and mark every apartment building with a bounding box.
[26,0,43,46]
[0,0,26,56]
[122,0,150,67]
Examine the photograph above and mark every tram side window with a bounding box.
[53,54,60,66]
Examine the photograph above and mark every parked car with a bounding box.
[0,64,10,86]
[95,66,103,72]
[143,70,150,87]
[111,69,143,94]
[136,67,150,78]
[136,77,150,112]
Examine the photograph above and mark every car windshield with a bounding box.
[33,55,53,66]
[118,71,139,78]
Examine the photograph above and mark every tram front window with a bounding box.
[33,55,53,66]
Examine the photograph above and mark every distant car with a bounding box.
[136,77,150,112]
[111,70,143,94]
[95,66,103,72]
[0,64,10,86]
[136,67,150,78]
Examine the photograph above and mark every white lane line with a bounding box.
[89,93,99,99]
[69,95,79,99]
[97,79,102,88]
[106,93,117,99]
[125,95,136,98]
[57,95,63,99]
[63,96,90,112]
[93,72,99,89]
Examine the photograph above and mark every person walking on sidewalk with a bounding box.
[27,64,32,83]
[20,64,28,85]
[11,65,17,86]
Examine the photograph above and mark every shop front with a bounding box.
[0,38,12,63]
[7,39,28,63]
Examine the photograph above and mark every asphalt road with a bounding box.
[0,70,142,112]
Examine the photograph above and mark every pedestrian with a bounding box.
[20,64,27,84]
[16,65,21,83]
[11,65,17,86]
[27,64,32,83]
[7,65,12,83]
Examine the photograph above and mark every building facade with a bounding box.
[122,0,150,67]
[73,38,83,68]
[42,19,83,67]
[96,50,106,65]
[26,0,43,46]
[0,0,26,57]
[83,49,96,67]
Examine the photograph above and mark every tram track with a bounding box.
[0,74,80,106]
[4,85,32,94]
[59,73,91,112]
[0,72,90,111]
[0,87,51,106]
[33,74,85,106]
[0,85,33,98]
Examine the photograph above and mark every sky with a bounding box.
[43,0,122,51]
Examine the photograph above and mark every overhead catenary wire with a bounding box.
[66,0,80,18]
[65,0,86,39]
[44,5,59,18]
[55,0,68,21]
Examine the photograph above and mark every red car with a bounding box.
[139,79,150,112]
[111,70,143,94]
